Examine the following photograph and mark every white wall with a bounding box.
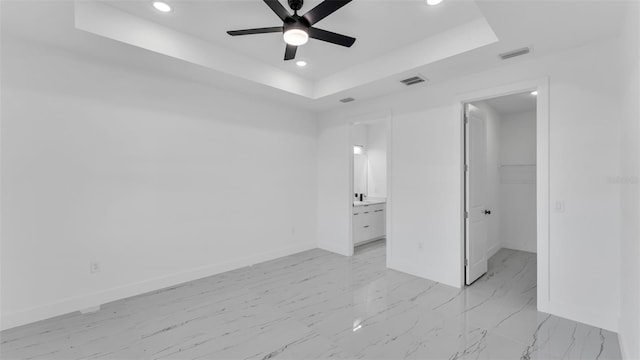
[366,122,387,198]
[0,36,318,330]
[471,102,501,258]
[499,111,537,253]
[618,1,640,359]
[352,123,369,147]
[317,37,622,331]
[317,116,351,256]
[500,111,537,166]
[389,107,462,285]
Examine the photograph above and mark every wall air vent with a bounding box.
[340,97,355,103]
[400,75,427,86]
[499,47,531,60]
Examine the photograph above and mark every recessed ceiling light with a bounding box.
[152,1,172,13]
[531,91,538,96]
[296,61,307,67]
[426,0,443,5]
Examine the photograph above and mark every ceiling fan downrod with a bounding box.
[288,0,304,13]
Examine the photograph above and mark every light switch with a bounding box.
[555,201,565,213]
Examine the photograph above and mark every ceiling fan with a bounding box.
[227,0,356,61]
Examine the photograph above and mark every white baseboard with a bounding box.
[618,321,640,360]
[79,305,100,314]
[318,241,350,257]
[1,242,315,331]
[487,244,501,258]
[387,258,461,289]
[537,299,618,333]
[619,331,628,360]
[501,245,537,254]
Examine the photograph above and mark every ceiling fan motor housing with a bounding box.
[284,14,311,32]
[288,0,304,12]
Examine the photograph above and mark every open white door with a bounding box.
[465,104,489,285]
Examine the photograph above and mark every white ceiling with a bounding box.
[478,91,537,116]
[0,0,629,111]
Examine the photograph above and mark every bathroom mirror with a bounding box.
[354,147,368,196]
[352,121,388,200]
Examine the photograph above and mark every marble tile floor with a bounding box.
[1,241,622,359]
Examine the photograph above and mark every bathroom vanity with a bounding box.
[352,200,386,246]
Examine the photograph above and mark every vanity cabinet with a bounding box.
[352,202,386,245]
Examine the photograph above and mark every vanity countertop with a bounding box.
[353,200,386,207]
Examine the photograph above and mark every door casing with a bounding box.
[456,77,550,312]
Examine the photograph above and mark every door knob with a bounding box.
[484,210,491,215]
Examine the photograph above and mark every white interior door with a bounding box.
[465,104,488,285]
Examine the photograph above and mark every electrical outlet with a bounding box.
[90,261,101,274]
[555,200,565,213]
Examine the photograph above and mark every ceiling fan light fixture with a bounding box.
[283,28,309,46]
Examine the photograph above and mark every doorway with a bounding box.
[464,91,539,286]
[349,118,390,256]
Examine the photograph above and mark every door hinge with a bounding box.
[464,211,469,218]
[465,259,469,266]
[464,164,469,172]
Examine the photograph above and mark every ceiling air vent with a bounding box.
[499,47,530,60]
[340,97,355,103]
[400,75,426,86]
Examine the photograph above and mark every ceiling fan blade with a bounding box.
[264,0,291,22]
[308,27,355,47]
[284,44,298,60]
[227,27,283,36]
[302,0,352,26]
